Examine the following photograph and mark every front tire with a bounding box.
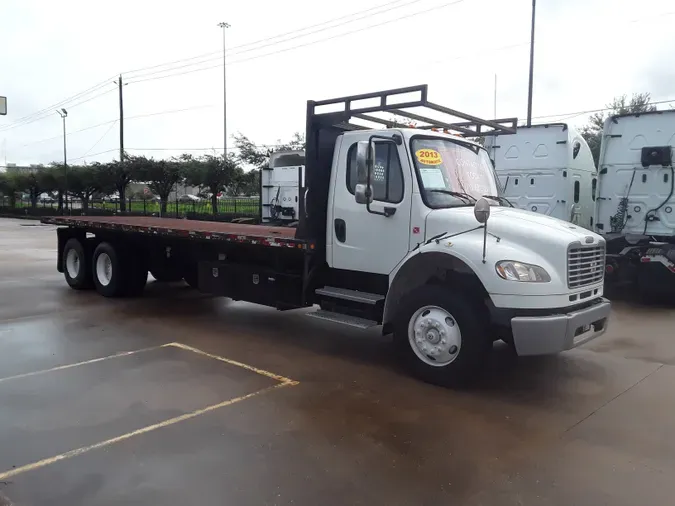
[63,238,93,290]
[394,285,491,387]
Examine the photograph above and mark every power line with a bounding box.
[65,144,286,163]
[0,77,116,131]
[68,148,118,162]
[122,0,413,77]
[21,104,215,147]
[127,0,468,85]
[126,0,426,81]
[126,143,285,151]
[531,97,675,122]
[0,88,116,133]
[79,120,118,160]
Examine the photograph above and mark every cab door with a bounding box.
[329,133,413,275]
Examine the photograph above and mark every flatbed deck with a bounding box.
[41,216,310,249]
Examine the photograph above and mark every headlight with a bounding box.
[495,260,551,282]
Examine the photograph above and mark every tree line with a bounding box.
[0,132,305,215]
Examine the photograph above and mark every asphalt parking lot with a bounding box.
[1,218,675,505]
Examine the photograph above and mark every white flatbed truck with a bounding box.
[43,84,610,386]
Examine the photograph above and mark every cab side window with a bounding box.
[347,142,404,203]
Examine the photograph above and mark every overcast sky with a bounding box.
[1,0,674,166]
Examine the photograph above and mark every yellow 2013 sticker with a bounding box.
[415,149,442,165]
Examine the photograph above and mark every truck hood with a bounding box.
[425,206,602,248]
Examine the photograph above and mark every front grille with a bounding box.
[567,244,605,288]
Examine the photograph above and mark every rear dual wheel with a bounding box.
[63,238,93,290]
[92,242,147,297]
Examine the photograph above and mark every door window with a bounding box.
[574,180,580,203]
[347,142,404,203]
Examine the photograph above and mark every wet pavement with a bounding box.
[1,218,674,505]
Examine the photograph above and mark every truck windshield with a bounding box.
[411,137,499,208]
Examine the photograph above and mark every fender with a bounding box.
[383,244,491,329]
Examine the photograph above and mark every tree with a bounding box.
[581,93,657,166]
[184,153,239,215]
[238,169,260,196]
[0,172,20,208]
[12,171,42,209]
[68,164,103,212]
[101,157,137,212]
[130,155,184,214]
[47,163,68,211]
[233,132,305,199]
[234,132,306,171]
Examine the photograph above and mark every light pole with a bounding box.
[217,22,230,158]
[526,0,536,126]
[56,108,68,212]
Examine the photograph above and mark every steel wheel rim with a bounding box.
[65,249,80,279]
[95,253,113,287]
[408,305,462,367]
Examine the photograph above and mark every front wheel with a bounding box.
[394,285,491,387]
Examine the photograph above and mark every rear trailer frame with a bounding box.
[44,215,316,310]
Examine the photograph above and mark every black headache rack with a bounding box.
[296,84,518,253]
[308,84,517,137]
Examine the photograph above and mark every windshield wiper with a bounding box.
[428,189,477,204]
[483,194,515,208]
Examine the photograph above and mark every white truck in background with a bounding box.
[594,110,675,296]
[484,123,597,230]
[261,150,305,225]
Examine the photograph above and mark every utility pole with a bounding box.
[494,74,498,119]
[218,22,230,158]
[114,75,127,211]
[117,75,124,164]
[56,109,68,212]
[526,0,536,126]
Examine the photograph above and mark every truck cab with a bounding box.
[595,110,675,295]
[484,123,597,229]
[298,85,610,384]
[261,150,305,225]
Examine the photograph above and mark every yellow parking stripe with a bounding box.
[0,381,293,481]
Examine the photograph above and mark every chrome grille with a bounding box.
[567,244,605,288]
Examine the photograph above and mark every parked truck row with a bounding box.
[43,84,610,386]
[487,111,675,297]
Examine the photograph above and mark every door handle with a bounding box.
[334,219,346,242]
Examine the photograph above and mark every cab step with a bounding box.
[307,309,378,329]
[315,286,384,305]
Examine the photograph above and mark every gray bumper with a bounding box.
[511,298,611,356]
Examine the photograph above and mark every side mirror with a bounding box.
[354,183,372,204]
[474,197,491,224]
[354,141,374,205]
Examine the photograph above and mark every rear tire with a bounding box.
[63,238,93,290]
[394,285,491,387]
[92,242,127,297]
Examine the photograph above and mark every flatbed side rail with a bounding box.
[40,217,313,251]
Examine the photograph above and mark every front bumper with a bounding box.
[511,297,611,356]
